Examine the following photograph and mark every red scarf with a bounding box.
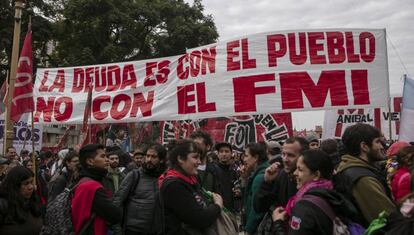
[158,168,198,187]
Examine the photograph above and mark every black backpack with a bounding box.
[40,178,95,235]
[333,166,392,226]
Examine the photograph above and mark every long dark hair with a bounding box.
[0,166,42,223]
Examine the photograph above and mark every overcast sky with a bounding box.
[186,0,414,130]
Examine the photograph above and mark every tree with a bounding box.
[0,0,55,84]
[0,0,218,80]
[48,0,218,66]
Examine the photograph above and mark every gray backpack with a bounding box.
[40,178,95,235]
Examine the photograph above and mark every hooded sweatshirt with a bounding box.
[336,155,395,223]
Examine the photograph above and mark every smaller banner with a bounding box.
[322,96,402,140]
[160,113,292,152]
[0,113,43,154]
[399,76,414,142]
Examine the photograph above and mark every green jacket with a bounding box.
[103,168,126,194]
[244,161,269,234]
[336,155,395,223]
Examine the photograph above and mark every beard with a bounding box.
[110,163,119,169]
[143,162,166,177]
[367,148,386,162]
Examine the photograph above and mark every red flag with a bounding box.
[82,82,93,133]
[11,25,34,122]
[0,81,8,115]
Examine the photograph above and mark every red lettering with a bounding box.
[145,62,157,86]
[110,94,131,120]
[196,83,216,112]
[359,32,375,62]
[48,70,65,92]
[96,67,107,92]
[92,95,111,120]
[346,32,360,63]
[267,34,286,67]
[241,38,256,69]
[227,40,240,71]
[54,97,72,121]
[72,68,84,93]
[280,70,348,109]
[327,32,346,64]
[107,65,121,91]
[121,64,137,89]
[394,97,402,135]
[156,60,170,84]
[201,47,216,75]
[39,70,49,92]
[177,84,196,114]
[288,33,307,65]
[233,74,276,112]
[177,54,189,80]
[34,97,55,122]
[130,91,154,117]
[308,32,326,64]
[190,51,202,77]
[351,70,370,105]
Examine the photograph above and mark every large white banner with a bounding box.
[0,113,43,154]
[322,96,402,140]
[34,29,389,124]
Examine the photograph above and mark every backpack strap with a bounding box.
[301,194,336,221]
[344,166,392,200]
[342,167,377,185]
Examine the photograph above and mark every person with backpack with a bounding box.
[271,150,359,235]
[113,143,167,235]
[47,150,80,202]
[158,139,223,235]
[0,166,43,235]
[335,124,395,226]
[242,142,270,235]
[253,137,308,235]
[391,146,414,203]
[71,144,122,235]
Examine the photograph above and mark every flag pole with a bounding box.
[4,0,25,154]
[88,87,92,144]
[31,111,36,182]
[388,97,393,142]
[2,71,9,154]
[384,28,393,142]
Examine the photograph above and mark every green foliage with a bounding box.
[0,0,218,81]
[49,0,218,66]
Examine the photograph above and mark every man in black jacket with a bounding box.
[213,142,239,212]
[113,143,167,235]
[254,137,309,212]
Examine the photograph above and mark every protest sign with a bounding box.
[34,29,389,124]
[0,113,43,154]
[322,96,401,140]
[160,113,292,152]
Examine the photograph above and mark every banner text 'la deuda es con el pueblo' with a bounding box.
[34,29,389,124]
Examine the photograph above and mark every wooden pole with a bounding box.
[4,0,25,154]
[31,111,36,183]
[2,71,9,153]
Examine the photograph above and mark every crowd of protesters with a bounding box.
[0,123,414,234]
